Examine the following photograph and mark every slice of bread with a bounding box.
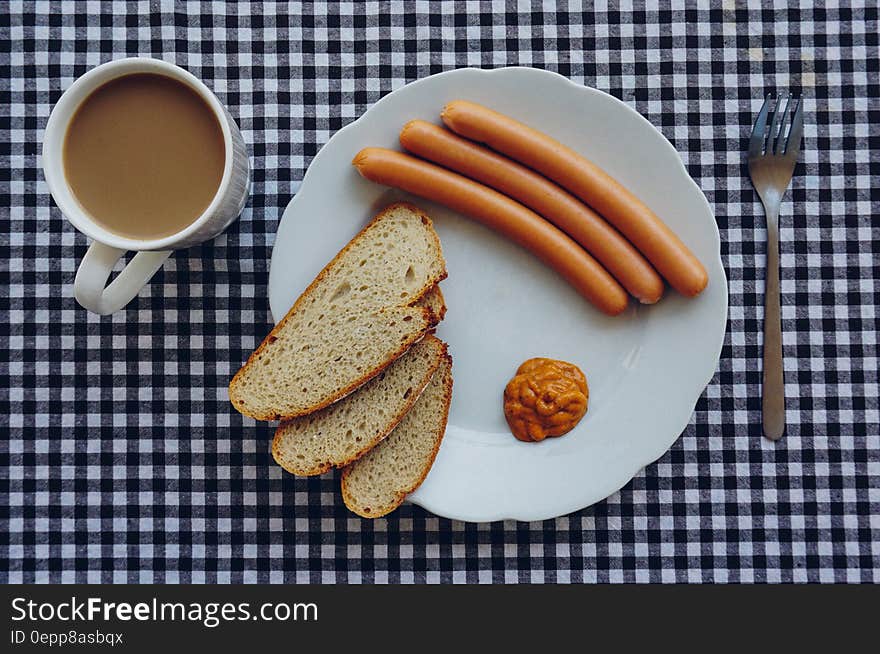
[229,203,447,421]
[341,351,453,518]
[413,284,446,325]
[230,306,431,421]
[272,335,447,476]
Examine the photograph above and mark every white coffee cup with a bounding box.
[42,58,250,315]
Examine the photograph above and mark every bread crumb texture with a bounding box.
[341,355,453,518]
[229,203,446,420]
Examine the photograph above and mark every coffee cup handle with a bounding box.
[74,242,172,315]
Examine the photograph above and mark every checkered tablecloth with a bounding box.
[1,1,877,583]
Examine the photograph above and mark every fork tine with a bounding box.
[784,96,804,159]
[767,94,786,154]
[749,94,772,157]
[773,93,793,154]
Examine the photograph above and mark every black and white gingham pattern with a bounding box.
[1,1,877,583]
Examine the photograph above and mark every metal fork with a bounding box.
[748,93,804,441]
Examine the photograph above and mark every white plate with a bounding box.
[269,67,728,522]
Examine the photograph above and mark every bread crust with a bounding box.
[340,351,454,518]
[229,202,447,421]
[271,336,447,475]
[413,284,447,326]
[432,288,448,322]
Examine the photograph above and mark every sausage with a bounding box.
[352,148,629,316]
[400,120,665,304]
[441,100,709,297]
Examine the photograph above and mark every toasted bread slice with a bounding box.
[341,351,453,518]
[272,335,447,476]
[229,203,446,420]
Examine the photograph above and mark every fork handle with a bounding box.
[762,209,785,440]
